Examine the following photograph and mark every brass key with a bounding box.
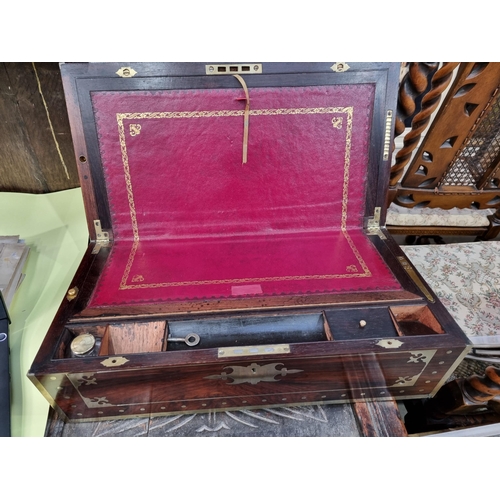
[167,333,200,347]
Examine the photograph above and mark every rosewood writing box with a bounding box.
[28,62,470,421]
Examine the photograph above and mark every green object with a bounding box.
[0,188,88,436]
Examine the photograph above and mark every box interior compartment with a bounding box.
[56,303,444,359]
[56,321,167,358]
[324,305,444,341]
[389,305,445,336]
[166,312,331,351]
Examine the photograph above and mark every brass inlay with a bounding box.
[206,63,262,75]
[114,105,376,290]
[397,256,435,303]
[218,344,290,358]
[392,375,418,387]
[100,356,130,367]
[383,110,393,160]
[116,67,137,78]
[330,62,350,73]
[389,350,437,387]
[82,396,113,408]
[75,375,97,386]
[204,362,302,384]
[64,348,441,414]
[408,352,428,364]
[376,339,403,349]
[66,286,78,302]
[430,345,472,398]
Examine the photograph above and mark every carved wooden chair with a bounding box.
[403,358,500,435]
[388,64,500,363]
[387,62,500,240]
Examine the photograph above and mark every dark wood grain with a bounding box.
[0,63,46,192]
[0,62,79,193]
[353,400,408,437]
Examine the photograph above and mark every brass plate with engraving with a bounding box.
[206,64,262,75]
[205,361,302,385]
[218,344,290,358]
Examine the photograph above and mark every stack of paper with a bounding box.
[0,236,29,309]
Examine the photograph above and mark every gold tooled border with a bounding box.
[115,105,371,290]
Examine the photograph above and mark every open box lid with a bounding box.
[61,62,413,315]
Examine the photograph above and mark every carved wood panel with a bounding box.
[403,62,500,191]
[389,62,459,187]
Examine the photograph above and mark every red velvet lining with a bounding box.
[88,84,401,307]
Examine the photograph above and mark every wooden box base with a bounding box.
[30,294,468,422]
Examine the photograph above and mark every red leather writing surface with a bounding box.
[88,84,401,306]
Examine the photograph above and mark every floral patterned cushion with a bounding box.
[402,242,500,347]
[387,204,495,227]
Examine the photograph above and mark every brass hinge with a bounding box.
[366,207,386,239]
[92,220,110,254]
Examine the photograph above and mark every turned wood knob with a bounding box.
[463,366,500,403]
